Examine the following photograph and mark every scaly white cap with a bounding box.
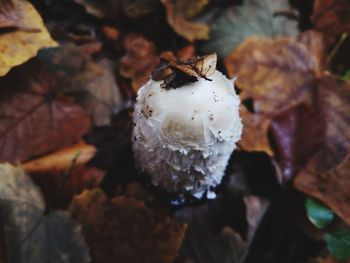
[132,70,242,198]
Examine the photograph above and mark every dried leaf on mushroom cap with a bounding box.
[152,53,217,89]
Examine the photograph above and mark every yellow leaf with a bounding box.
[0,0,57,77]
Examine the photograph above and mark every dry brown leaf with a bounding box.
[0,0,18,28]
[238,107,273,155]
[0,0,57,77]
[298,30,326,70]
[69,188,187,263]
[39,45,124,126]
[225,37,319,115]
[23,141,96,174]
[225,37,319,155]
[311,0,350,47]
[0,61,90,163]
[161,0,209,42]
[295,75,350,225]
[23,142,104,209]
[120,34,158,94]
[295,154,350,227]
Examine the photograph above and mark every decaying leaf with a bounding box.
[120,34,158,93]
[0,163,90,262]
[161,0,209,42]
[238,107,273,155]
[202,0,298,58]
[311,0,350,47]
[295,156,350,226]
[270,103,323,180]
[69,188,186,263]
[226,37,318,156]
[295,75,350,225]
[23,141,104,209]
[226,37,319,115]
[0,0,19,28]
[73,0,120,18]
[152,53,217,89]
[39,45,124,126]
[0,0,57,77]
[0,61,90,163]
[23,141,96,174]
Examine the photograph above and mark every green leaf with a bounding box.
[325,228,350,260]
[0,163,90,263]
[340,69,350,81]
[201,0,298,58]
[305,198,334,229]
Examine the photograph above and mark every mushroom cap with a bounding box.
[133,70,242,197]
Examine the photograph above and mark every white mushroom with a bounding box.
[132,61,242,198]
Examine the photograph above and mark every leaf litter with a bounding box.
[0,0,350,262]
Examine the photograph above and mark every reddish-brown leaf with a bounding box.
[225,37,319,155]
[0,61,90,163]
[225,37,319,115]
[270,103,323,180]
[69,189,187,263]
[295,75,350,225]
[311,0,350,47]
[120,34,158,94]
[0,0,18,28]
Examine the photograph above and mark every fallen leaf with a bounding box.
[178,225,248,263]
[311,0,350,47]
[23,141,96,174]
[79,59,124,126]
[226,37,318,157]
[23,141,104,209]
[161,0,209,42]
[305,198,334,230]
[298,30,326,70]
[0,163,90,262]
[226,37,319,115]
[0,0,57,77]
[73,0,120,18]
[120,34,158,94]
[325,228,350,261]
[270,103,323,180]
[238,107,273,155]
[296,154,350,227]
[202,0,298,58]
[244,195,270,241]
[69,188,186,263]
[0,0,19,28]
[0,61,90,163]
[39,45,124,126]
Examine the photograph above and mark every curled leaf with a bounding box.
[161,0,209,42]
[0,0,57,77]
